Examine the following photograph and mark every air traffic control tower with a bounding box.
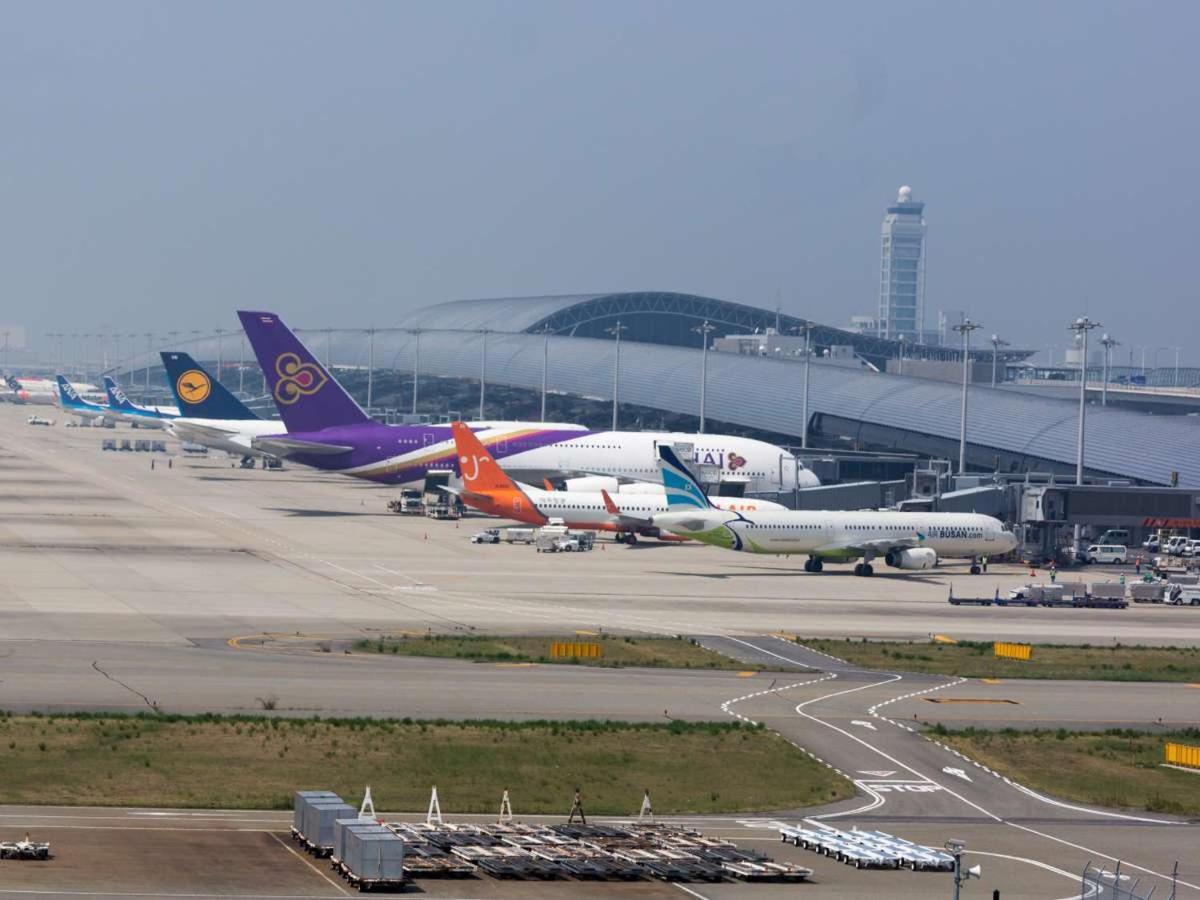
[878,185,927,343]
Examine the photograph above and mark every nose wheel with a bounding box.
[804,557,824,573]
[854,563,875,576]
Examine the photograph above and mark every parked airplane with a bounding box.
[6,374,98,405]
[236,309,815,493]
[159,352,287,460]
[100,376,178,429]
[54,374,110,422]
[654,445,1017,576]
[449,421,784,542]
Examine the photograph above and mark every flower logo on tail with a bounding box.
[274,352,328,405]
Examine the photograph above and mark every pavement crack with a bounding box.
[91,661,160,713]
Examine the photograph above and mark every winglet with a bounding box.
[543,478,555,492]
[600,488,621,516]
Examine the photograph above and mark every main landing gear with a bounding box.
[804,557,824,573]
[969,563,982,575]
[853,562,875,577]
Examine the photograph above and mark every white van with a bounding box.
[1086,545,1128,564]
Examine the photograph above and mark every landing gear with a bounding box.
[804,557,824,573]
[969,564,981,575]
[615,533,627,544]
[854,563,875,577]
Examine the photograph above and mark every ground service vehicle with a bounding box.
[471,529,500,544]
[1086,545,1128,564]
[1096,529,1130,546]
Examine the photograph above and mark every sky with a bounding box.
[2,0,1197,365]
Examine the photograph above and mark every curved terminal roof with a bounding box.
[393,292,1030,368]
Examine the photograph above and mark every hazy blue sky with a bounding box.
[3,1,1196,363]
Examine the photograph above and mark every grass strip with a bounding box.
[354,633,800,671]
[935,726,1200,816]
[797,638,1200,682]
[0,712,851,813]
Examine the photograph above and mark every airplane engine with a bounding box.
[885,548,937,570]
[563,476,620,493]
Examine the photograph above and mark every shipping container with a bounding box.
[292,790,341,834]
[303,801,357,855]
[344,829,405,883]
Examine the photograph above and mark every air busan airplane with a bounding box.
[654,445,1017,576]
[101,376,178,429]
[449,421,784,542]
[236,309,817,493]
[160,352,287,459]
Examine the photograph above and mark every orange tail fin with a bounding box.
[451,422,521,493]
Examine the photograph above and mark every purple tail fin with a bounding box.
[237,310,369,432]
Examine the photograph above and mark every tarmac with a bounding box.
[1,405,1198,898]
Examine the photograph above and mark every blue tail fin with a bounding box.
[657,444,714,511]
[56,374,90,408]
[237,310,369,432]
[102,376,138,411]
[160,352,259,421]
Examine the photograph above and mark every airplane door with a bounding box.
[423,433,435,448]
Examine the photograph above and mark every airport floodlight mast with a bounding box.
[989,334,1010,388]
[1070,315,1101,551]
[692,319,715,433]
[1099,333,1119,406]
[478,328,489,419]
[365,327,376,410]
[799,322,813,449]
[216,328,224,385]
[897,334,906,376]
[606,319,627,430]
[952,318,981,474]
[408,328,422,415]
[238,334,246,395]
[538,324,553,422]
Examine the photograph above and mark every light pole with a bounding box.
[989,334,1009,388]
[366,328,376,411]
[1174,346,1181,388]
[606,320,627,431]
[238,335,246,395]
[952,318,981,475]
[799,323,813,449]
[216,328,224,385]
[897,334,905,376]
[1069,316,1102,549]
[325,328,333,369]
[538,325,552,422]
[945,839,980,900]
[410,328,422,416]
[1099,333,1119,406]
[692,320,715,433]
[144,332,153,391]
[477,329,488,420]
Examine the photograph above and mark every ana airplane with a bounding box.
[654,444,1017,576]
[6,374,98,405]
[160,352,286,460]
[101,377,178,429]
[54,374,109,422]
[449,421,784,542]
[236,309,816,493]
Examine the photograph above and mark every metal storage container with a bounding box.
[1089,583,1127,600]
[333,819,386,863]
[292,790,341,833]
[344,829,405,881]
[303,801,356,853]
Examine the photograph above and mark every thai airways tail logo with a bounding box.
[176,370,211,405]
[273,352,327,405]
[728,452,747,471]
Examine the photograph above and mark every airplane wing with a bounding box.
[171,421,242,440]
[812,535,924,555]
[251,436,354,457]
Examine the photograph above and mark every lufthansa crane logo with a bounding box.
[176,370,211,405]
[273,352,327,405]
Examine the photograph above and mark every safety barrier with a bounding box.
[1165,742,1200,769]
[993,641,1033,661]
[550,641,603,659]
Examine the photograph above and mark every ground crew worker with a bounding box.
[1049,563,1057,584]
[981,555,989,573]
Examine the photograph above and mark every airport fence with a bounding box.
[1164,741,1200,769]
[1081,860,1183,900]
